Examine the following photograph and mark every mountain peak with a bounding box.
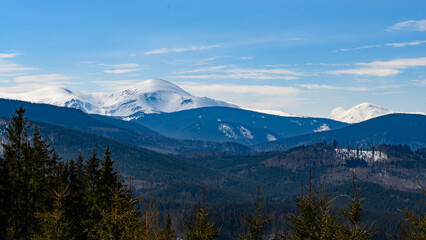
[330,102,394,123]
[0,79,236,118]
[124,78,191,96]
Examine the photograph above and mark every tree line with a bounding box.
[0,107,424,239]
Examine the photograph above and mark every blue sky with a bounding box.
[0,0,425,116]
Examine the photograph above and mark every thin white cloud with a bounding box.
[298,84,403,92]
[178,82,300,96]
[0,61,37,73]
[0,52,22,58]
[223,68,302,76]
[412,79,426,86]
[171,73,298,80]
[176,81,303,110]
[109,63,140,68]
[89,62,144,74]
[327,57,426,77]
[357,57,426,69]
[90,80,143,91]
[339,40,426,52]
[173,65,233,74]
[144,45,220,55]
[14,74,72,83]
[328,68,401,77]
[172,65,302,80]
[104,69,140,74]
[389,20,426,31]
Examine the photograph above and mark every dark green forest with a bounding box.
[0,108,425,239]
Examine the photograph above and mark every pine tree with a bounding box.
[34,164,72,240]
[398,180,425,240]
[239,186,271,240]
[98,147,117,210]
[93,167,139,240]
[84,151,101,239]
[338,173,375,239]
[184,185,220,240]
[279,175,340,240]
[158,214,175,240]
[0,107,58,239]
[63,155,89,240]
[138,175,161,240]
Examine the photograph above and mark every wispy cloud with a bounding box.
[171,65,302,80]
[389,20,426,31]
[412,79,426,86]
[171,73,298,80]
[145,45,220,55]
[104,69,140,74]
[90,79,143,91]
[0,60,37,74]
[177,81,303,110]
[173,65,233,74]
[339,40,426,52]
[357,57,426,69]
[87,62,144,74]
[328,68,401,77]
[327,57,426,77]
[298,84,403,92]
[14,74,72,83]
[0,52,22,58]
[179,82,300,96]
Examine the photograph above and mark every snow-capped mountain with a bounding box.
[330,102,394,123]
[0,79,238,118]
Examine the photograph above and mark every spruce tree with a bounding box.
[159,214,175,240]
[84,151,101,239]
[279,176,340,240]
[63,155,89,240]
[0,107,58,239]
[239,186,271,240]
[98,147,118,210]
[93,167,139,240]
[184,185,220,240]
[34,164,72,240]
[398,180,425,240]
[338,173,375,239]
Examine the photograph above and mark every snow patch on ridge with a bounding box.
[314,124,330,132]
[218,123,237,139]
[266,134,277,142]
[239,126,254,139]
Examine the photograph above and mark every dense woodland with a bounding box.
[0,108,425,239]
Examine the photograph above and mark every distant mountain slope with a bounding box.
[0,78,237,117]
[0,118,249,202]
[133,107,348,145]
[255,113,426,151]
[0,98,250,154]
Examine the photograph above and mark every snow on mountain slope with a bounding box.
[330,102,394,123]
[242,108,300,117]
[0,79,238,118]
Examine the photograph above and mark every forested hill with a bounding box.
[255,113,426,151]
[0,98,251,154]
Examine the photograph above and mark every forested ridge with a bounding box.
[0,108,425,239]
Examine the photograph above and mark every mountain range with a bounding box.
[0,79,237,118]
[1,78,422,123]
